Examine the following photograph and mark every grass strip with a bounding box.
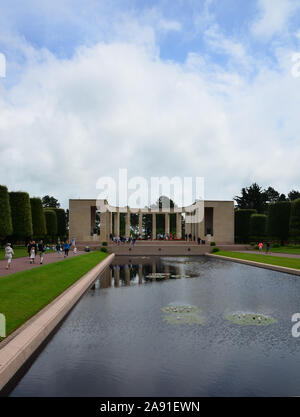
[0,251,109,338]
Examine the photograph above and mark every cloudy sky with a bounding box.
[0,0,300,208]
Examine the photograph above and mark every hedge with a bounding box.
[30,197,47,239]
[9,191,33,240]
[250,213,267,241]
[290,198,300,243]
[53,208,67,239]
[44,209,57,241]
[267,201,291,245]
[0,185,13,238]
[235,209,257,243]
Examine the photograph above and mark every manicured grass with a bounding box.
[0,251,109,339]
[214,251,300,270]
[0,246,29,259]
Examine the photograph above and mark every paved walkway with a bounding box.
[238,250,300,259]
[0,251,85,278]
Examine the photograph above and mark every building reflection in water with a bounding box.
[92,256,186,290]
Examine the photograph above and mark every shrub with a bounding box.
[0,185,13,238]
[9,191,33,240]
[250,214,267,241]
[267,201,291,245]
[272,243,280,248]
[44,209,57,241]
[30,197,47,239]
[211,247,220,253]
[100,246,108,253]
[235,209,257,243]
[210,241,216,246]
[102,241,108,246]
[290,199,300,243]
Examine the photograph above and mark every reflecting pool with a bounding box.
[6,256,300,397]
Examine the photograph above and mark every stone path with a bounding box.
[238,250,300,259]
[0,250,85,278]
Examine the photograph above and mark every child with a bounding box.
[30,246,36,264]
[73,246,77,255]
[258,242,263,252]
[5,243,14,270]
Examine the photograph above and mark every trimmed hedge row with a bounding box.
[0,185,13,238]
[9,191,33,239]
[30,197,47,239]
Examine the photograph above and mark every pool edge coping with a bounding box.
[0,253,115,392]
[207,253,300,276]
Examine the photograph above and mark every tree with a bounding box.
[30,198,47,239]
[42,195,60,208]
[267,201,291,245]
[53,208,67,239]
[44,209,57,241]
[0,185,13,238]
[9,192,33,241]
[235,209,257,243]
[234,183,268,213]
[289,198,300,243]
[288,190,300,201]
[250,214,267,241]
[264,186,280,204]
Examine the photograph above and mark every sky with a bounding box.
[0,0,300,208]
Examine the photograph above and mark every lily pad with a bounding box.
[226,312,275,326]
[161,304,200,314]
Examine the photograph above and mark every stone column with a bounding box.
[115,211,120,237]
[100,211,108,241]
[108,211,112,238]
[165,213,170,235]
[176,212,182,239]
[125,211,130,237]
[185,213,191,237]
[152,213,156,239]
[139,212,143,238]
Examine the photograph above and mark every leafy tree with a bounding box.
[44,209,57,242]
[288,190,300,201]
[267,201,291,245]
[9,192,33,240]
[0,185,13,238]
[278,194,287,201]
[264,187,280,203]
[30,198,47,239]
[290,199,300,243]
[42,195,60,208]
[234,183,268,213]
[250,214,267,241]
[235,209,257,243]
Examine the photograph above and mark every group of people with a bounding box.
[112,236,136,245]
[27,240,47,264]
[258,242,271,253]
[3,239,77,271]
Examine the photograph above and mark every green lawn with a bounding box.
[0,251,109,339]
[214,251,300,270]
[0,246,29,259]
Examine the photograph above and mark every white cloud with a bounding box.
[0,11,300,208]
[252,0,300,39]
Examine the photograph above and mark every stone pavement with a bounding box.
[0,250,85,278]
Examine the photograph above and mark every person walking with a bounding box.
[258,242,263,252]
[63,241,70,258]
[5,243,14,270]
[30,246,36,264]
[266,241,270,254]
[38,240,46,264]
[197,237,201,245]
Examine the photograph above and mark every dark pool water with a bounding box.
[7,256,300,397]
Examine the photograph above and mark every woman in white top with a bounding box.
[5,243,14,270]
